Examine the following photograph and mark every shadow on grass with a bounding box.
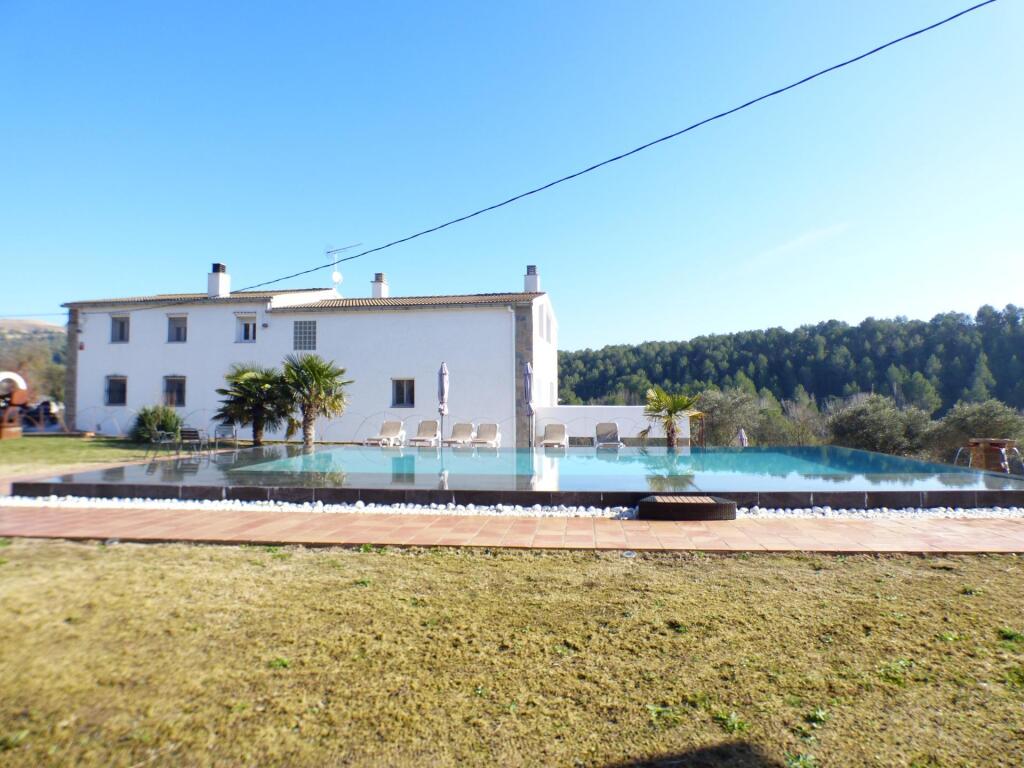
[605,742,784,768]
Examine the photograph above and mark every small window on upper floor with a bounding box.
[110,316,130,343]
[163,376,186,407]
[105,375,127,406]
[392,378,415,407]
[236,315,257,343]
[167,315,188,343]
[293,320,316,350]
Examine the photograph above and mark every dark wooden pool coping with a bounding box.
[11,480,1024,510]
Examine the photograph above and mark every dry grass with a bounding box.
[0,436,153,481]
[0,540,1022,767]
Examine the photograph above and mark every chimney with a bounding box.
[371,272,389,298]
[524,264,540,292]
[207,263,230,298]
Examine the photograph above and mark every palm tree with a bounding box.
[643,386,698,450]
[282,354,352,449]
[214,364,291,446]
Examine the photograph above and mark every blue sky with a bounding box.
[1,0,1019,349]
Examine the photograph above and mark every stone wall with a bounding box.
[64,308,79,429]
[513,306,534,448]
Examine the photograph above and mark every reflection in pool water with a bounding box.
[226,444,1024,493]
[36,445,1024,494]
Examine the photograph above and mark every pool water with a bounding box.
[226,445,1024,493]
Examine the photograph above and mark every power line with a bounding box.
[79,0,997,318]
[233,0,998,293]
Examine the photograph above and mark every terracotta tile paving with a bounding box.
[2,505,1024,553]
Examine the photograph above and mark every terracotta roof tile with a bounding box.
[274,292,544,312]
[63,288,328,308]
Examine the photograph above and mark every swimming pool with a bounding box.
[14,444,1024,509]
[229,444,1024,492]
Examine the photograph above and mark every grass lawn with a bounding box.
[0,436,155,481]
[0,541,1022,766]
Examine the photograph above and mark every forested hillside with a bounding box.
[559,305,1024,413]
[0,320,66,401]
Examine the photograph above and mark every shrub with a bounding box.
[828,395,929,456]
[926,399,1024,461]
[753,408,821,446]
[129,405,183,443]
[695,388,761,446]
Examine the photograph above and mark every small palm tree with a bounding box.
[644,386,698,450]
[282,353,352,449]
[215,364,291,446]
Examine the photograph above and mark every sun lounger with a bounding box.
[365,420,405,447]
[595,422,624,449]
[407,419,441,447]
[443,422,475,446]
[539,422,568,448]
[472,423,501,448]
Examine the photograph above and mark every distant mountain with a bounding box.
[0,318,66,338]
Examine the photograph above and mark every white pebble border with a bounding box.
[737,505,1024,520]
[2,495,1023,520]
[1,495,637,519]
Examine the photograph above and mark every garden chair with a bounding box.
[147,429,177,456]
[213,424,238,449]
[178,426,209,454]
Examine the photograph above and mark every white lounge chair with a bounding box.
[539,423,568,448]
[365,420,405,447]
[443,422,475,446]
[595,422,624,449]
[472,423,501,448]
[408,419,440,447]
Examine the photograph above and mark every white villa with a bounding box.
[64,264,679,447]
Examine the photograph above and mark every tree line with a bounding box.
[559,305,1024,414]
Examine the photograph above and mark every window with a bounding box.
[293,320,316,350]
[392,378,415,407]
[167,316,188,343]
[105,376,127,406]
[110,316,130,343]
[236,315,257,343]
[163,376,186,407]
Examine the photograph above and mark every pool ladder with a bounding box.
[953,445,1024,474]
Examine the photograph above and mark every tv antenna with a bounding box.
[325,242,362,289]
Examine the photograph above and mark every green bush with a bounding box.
[695,388,761,446]
[927,399,1024,460]
[828,395,930,456]
[130,405,183,443]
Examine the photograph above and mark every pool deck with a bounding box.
[3,505,1024,553]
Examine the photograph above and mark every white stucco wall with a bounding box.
[531,295,558,408]
[534,405,691,443]
[74,299,530,444]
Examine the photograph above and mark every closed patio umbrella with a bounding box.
[438,362,450,442]
[523,362,534,448]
